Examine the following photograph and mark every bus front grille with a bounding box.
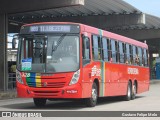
[33,90,60,97]
[27,82,66,88]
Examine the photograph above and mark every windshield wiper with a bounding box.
[51,34,66,55]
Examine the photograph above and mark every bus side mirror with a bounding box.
[12,34,19,49]
[12,38,17,49]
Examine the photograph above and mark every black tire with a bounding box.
[124,81,132,101]
[85,82,98,107]
[33,98,46,107]
[131,82,137,100]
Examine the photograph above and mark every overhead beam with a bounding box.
[52,13,145,28]
[0,0,84,14]
[111,29,160,40]
[143,38,160,47]
[14,13,145,29]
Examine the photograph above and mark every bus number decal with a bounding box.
[21,72,30,77]
[91,65,101,77]
[128,68,139,75]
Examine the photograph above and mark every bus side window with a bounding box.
[116,41,119,63]
[143,49,148,67]
[129,45,133,65]
[142,48,145,66]
[133,46,136,65]
[146,50,149,67]
[138,47,143,66]
[107,39,111,62]
[92,35,102,60]
[98,36,102,60]
[119,42,124,63]
[102,37,108,61]
[122,43,126,63]
[125,43,130,64]
[82,36,90,65]
[135,46,139,65]
[111,39,116,63]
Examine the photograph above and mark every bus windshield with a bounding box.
[17,34,80,73]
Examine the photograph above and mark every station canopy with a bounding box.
[8,0,160,31]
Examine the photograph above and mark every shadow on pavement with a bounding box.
[1,96,145,110]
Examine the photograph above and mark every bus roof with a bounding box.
[22,22,148,49]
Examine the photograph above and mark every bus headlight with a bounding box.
[16,71,24,84]
[69,70,80,85]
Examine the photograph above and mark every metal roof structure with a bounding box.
[8,0,160,32]
[145,14,160,29]
[108,14,160,30]
[9,0,141,18]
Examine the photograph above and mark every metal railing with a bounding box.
[8,73,16,90]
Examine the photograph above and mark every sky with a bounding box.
[124,0,160,17]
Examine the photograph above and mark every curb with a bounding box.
[0,91,17,100]
[150,80,160,84]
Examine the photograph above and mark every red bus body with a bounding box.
[16,22,149,105]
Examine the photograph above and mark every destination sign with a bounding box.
[30,25,71,33]
[20,24,80,34]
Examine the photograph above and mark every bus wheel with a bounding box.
[124,81,132,101]
[33,98,46,107]
[85,82,98,107]
[131,82,137,100]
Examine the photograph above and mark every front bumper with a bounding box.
[16,82,82,99]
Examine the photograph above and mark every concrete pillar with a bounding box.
[0,14,8,91]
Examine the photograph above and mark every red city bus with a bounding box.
[16,22,149,107]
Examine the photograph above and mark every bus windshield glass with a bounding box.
[17,34,80,73]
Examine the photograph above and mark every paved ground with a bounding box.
[0,84,160,111]
[0,81,160,120]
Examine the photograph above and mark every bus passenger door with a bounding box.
[82,36,92,98]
